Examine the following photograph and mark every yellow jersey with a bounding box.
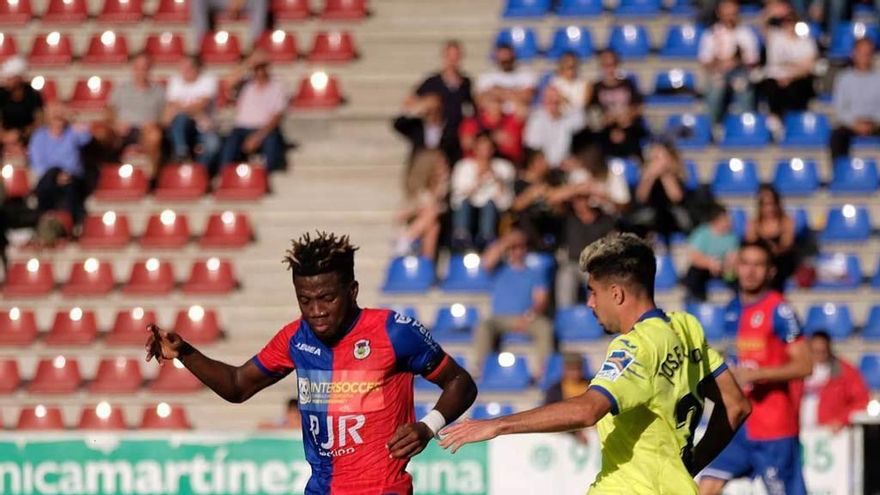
[588,309,726,494]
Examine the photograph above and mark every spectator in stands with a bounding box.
[544,353,591,444]
[450,132,515,250]
[219,52,288,172]
[164,56,220,169]
[524,86,585,169]
[0,56,43,157]
[585,49,647,160]
[627,139,690,246]
[760,2,817,121]
[830,38,880,160]
[259,397,302,430]
[413,40,473,130]
[191,0,267,49]
[511,151,561,250]
[549,52,589,112]
[459,91,525,164]
[699,0,761,123]
[801,331,869,432]
[684,203,739,301]
[394,150,449,259]
[393,92,461,168]
[475,229,553,368]
[476,44,537,112]
[745,185,798,292]
[106,53,165,176]
[551,144,631,216]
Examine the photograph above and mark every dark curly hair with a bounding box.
[283,231,359,283]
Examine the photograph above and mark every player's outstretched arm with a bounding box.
[689,369,751,476]
[145,324,279,403]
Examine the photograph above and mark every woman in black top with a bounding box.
[630,140,691,245]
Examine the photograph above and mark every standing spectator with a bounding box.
[258,398,303,430]
[164,56,220,169]
[760,3,817,120]
[476,44,537,111]
[586,49,648,160]
[684,203,739,301]
[801,331,870,432]
[414,40,473,130]
[555,192,616,308]
[459,92,525,164]
[190,0,267,50]
[0,56,43,156]
[524,86,585,169]
[474,229,552,368]
[450,132,515,250]
[393,92,461,168]
[219,52,288,172]
[549,52,589,112]
[393,150,449,259]
[745,185,798,292]
[830,38,880,160]
[699,0,761,123]
[511,151,561,250]
[628,139,690,245]
[543,353,591,443]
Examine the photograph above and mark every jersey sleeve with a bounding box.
[589,335,656,415]
[252,323,297,378]
[386,311,447,378]
[772,302,803,343]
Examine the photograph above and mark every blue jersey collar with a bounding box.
[636,308,669,324]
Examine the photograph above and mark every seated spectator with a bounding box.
[28,104,91,224]
[476,44,537,112]
[163,56,220,169]
[475,229,552,368]
[219,52,288,172]
[745,185,798,292]
[459,91,525,164]
[524,86,585,169]
[543,353,591,444]
[511,151,562,250]
[698,0,760,123]
[393,92,461,169]
[760,2,817,120]
[551,144,631,216]
[394,150,449,259]
[450,132,515,250]
[0,56,43,157]
[549,52,588,112]
[258,398,302,430]
[801,331,869,432]
[684,203,739,301]
[555,192,616,308]
[830,38,880,161]
[191,0,267,49]
[413,40,473,130]
[585,49,648,160]
[627,139,690,245]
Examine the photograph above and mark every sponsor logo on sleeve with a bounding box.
[595,349,635,382]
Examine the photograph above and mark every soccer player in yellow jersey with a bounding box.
[440,234,752,494]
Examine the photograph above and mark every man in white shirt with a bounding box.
[164,56,221,168]
[476,44,537,112]
[830,38,880,160]
[524,86,585,168]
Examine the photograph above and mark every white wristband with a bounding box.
[419,409,446,438]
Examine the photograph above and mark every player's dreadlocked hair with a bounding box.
[283,231,359,283]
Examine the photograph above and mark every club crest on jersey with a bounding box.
[750,311,764,328]
[596,349,634,381]
[353,339,371,360]
[298,377,312,405]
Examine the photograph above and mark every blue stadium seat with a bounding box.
[772,158,820,197]
[648,69,697,105]
[614,0,661,16]
[873,262,880,289]
[607,24,651,60]
[814,253,862,290]
[720,113,771,149]
[685,303,726,341]
[828,22,879,60]
[730,207,748,239]
[479,353,531,391]
[660,24,704,58]
[432,304,479,343]
[382,256,434,293]
[711,158,760,197]
[495,27,540,61]
[525,251,556,284]
[862,306,880,340]
[655,254,678,291]
[556,0,603,17]
[829,157,879,195]
[859,354,880,390]
[852,136,880,150]
[821,205,871,242]
[666,113,712,149]
[780,112,830,148]
[554,306,604,343]
[503,0,551,17]
[609,157,641,188]
[546,26,594,59]
[804,303,854,340]
[538,353,593,390]
[472,403,516,419]
[787,207,810,235]
[440,253,492,292]
[667,0,696,15]
[684,160,699,190]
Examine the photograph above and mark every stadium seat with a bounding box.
[89,358,143,393]
[828,22,879,60]
[45,307,98,345]
[42,0,87,22]
[154,163,209,201]
[494,27,539,61]
[852,136,880,150]
[821,205,871,242]
[432,304,479,343]
[503,0,550,17]
[788,207,810,235]
[479,353,531,392]
[272,0,310,19]
[804,303,853,340]
[78,403,127,430]
[79,211,131,248]
[69,77,112,109]
[609,157,641,189]
[685,303,726,341]
[30,75,57,103]
[712,158,759,197]
[556,0,602,16]
[17,405,64,430]
[780,112,830,148]
[214,163,268,201]
[471,403,515,420]
[149,359,203,392]
[174,305,220,343]
[614,0,660,16]
[772,158,820,197]
[720,113,771,148]
[257,30,298,63]
[200,211,251,248]
[145,32,185,64]
[106,307,156,345]
[141,403,191,429]
[606,24,650,60]
[538,353,592,390]
[814,253,862,290]
[0,0,32,24]
[319,0,366,19]
[140,209,191,248]
[3,258,54,297]
[99,0,143,22]
[381,255,434,293]
[0,359,20,393]
[862,305,880,340]
[648,69,696,105]
[554,306,603,343]
[0,32,17,61]
[1,163,29,198]
[182,258,236,294]
[655,254,678,291]
[525,251,555,284]
[440,253,492,292]
[28,356,81,393]
[0,307,38,345]
[829,157,879,195]
[309,30,356,62]
[292,71,343,108]
[546,26,593,60]
[29,32,74,66]
[665,113,711,150]
[94,163,149,201]
[200,31,241,64]
[660,24,703,58]
[61,258,115,296]
[152,0,189,22]
[83,31,129,65]
[683,160,699,190]
[123,258,175,295]
[859,354,880,390]
[727,207,747,239]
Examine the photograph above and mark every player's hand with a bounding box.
[144,324,185,363]
[438,419,500,454]
[387,422,433,459]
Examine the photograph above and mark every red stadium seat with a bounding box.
[293,71,342,108]
[45,307,98,345]
[140,209,190,248]
[99,0,143,22]
[272,0,309,19]
[144,32,184,64]
[174,305,220,343]
[200,30,241,64]
[1,163,30,198]
[94,163,149,201]
[320,0,366,19]
[0,33,17,61]
[140,403,190,429]
[106,307,156,345]
[89,358,142,393]
[69,76,112,110]
[152,0,188,22]
[29,32,73,67]
[3,258,54,297]
[83,31,129,65]
[123,258,175,295]
[182,257,235,294]
[149,360,202,392]
[214,163,267,200]
[78,402,126,430]
[31,75,58,103]
[42,0,87,23]
[61,258,115,297]
[0,359,21,393]
[200,211,252,248]
[154,163,209,201]
[0,307,38,345]
[257,30,298,62]
[79,211,131,248]
[17,405,64,430]
[308,30,356,62]
[28,355,82,393]
[0,0,33,24]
